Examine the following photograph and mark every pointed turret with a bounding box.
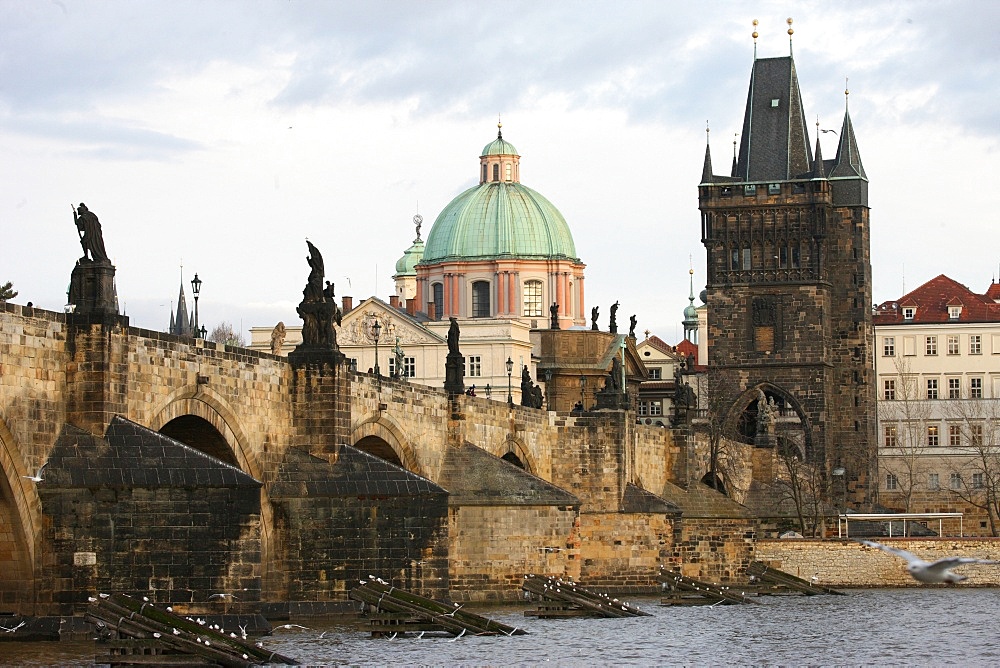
[701,142,714,184]
[734,56,813,181]
[813,134,826,178]
[830,107,866,179]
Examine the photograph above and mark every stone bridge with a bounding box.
[0,302,753,616]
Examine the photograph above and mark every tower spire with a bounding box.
[787,17,794,56]
[701,122,714,183]
[752,19,758,60]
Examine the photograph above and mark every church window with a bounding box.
[482,164,487,182]
[505,163,512,181]
[523,280,543,317]
[472,281,491,318]
[742,248,752,270]
[492,163,499,181]
[778,246,787,268]
[790,246,800,268]
[730,249,739,270]
[432,283,444,320]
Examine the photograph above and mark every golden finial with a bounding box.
[845,76,850,97]
[752,18,758,40]
[497,114,503,139]
[706,120,710,143]
[787,17,794,55]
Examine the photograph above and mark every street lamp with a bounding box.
[485,383,492,399]
[579,374,586,411]
[506,356,514,407]
[190,273,202,338]
[371,317,382,382]
[544,369,552,410]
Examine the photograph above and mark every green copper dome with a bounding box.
[482,136,518,156]
[421,182,577,263]
[394,238,425,276]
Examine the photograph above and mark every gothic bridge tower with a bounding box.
[698,31,875,505]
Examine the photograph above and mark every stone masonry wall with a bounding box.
[670,517,756,583]
[577,512,673,588]
[756,538,1000,586]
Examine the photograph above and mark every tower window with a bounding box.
[492,163,499,181]
[482,164,487,182]
[770,98,780,108]
[744,185,757,196]
[471,280,491,318]
[523,280,543,317]
[768,183,781,195]
[505,163,512,181]
[742,248,752,270]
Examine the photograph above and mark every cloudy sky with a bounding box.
[3,1,997,342]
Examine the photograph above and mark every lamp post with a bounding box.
[544,369,552,410]
[371,317,382,383]
[579,374,586,411]
[485,384,492,399]
[191,273,202,338]
[506,356,514,407]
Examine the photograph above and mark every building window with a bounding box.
[947,335,960,355]
[742,248,752,270]
[482,163,487,182]
[949,424,962,447]
[973,473,985,489]
[730,249,739,270]
[884,424,897,448]
[971,424,983,447]
[467,355,482,377]
[883,379,896,401]
[639,401,662,416]
[471,281,491,317]
[523,280,543,317]
[926,378,938,399]
[925,336,937,356]
[903,307,915,320]
[432,283,444,320]
[768,183,781,195]
[970,377,983,399]
[648,367,662,380]
[883,337,895,356]
[346,357,358,372]
[948,378,961,399]
[388,356,415,378]
[744,184,756,196]
[505,163,511,181]
[949,306,962,319]
[970,335,982,355]
[927,425,939,447]
[492,163,499,181]
[791,246,800,268]
[886,473,899,491]
[950,473,962,490]
[778,246,787,268]
[928,473,940,490]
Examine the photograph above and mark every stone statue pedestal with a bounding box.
[754,427,777,449]
[595,390,630,410]
[444,353,465,396]
[68,260,118,317]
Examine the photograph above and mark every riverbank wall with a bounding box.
[755,538,1000,586]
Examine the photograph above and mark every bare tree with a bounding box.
[878,354,933,512]
[772,442,826,536]
[701,368,748,496]
[208,321,247,348]
[945,397,1000,535]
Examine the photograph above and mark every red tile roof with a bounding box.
[675,339,698,358]
[873,274,1000,324]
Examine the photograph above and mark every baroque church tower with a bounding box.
[698,24,875,505]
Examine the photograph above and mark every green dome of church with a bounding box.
[421,129,578,264]
[394,238,424,276]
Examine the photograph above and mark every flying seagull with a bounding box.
[22,463,46,482]
[859,540,999,583]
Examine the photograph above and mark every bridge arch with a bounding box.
[149,385,263,481]
[731,382,814,461]
[496,435,536,476]
[0,411,40,613]
[350,414,424,476]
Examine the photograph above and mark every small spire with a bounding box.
[787,17,794,56]
[845,77,850,110]
[497,114,503,140]
[731,132,738,177]
[752,19,759,60]
[701,125,714,183]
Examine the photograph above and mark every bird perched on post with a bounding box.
[859,540,999,584]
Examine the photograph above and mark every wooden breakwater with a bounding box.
[521,574,651,618]
[747,561,846,596]
[350,578,526,638]
[86,593,296,666]
[659,573,758,606]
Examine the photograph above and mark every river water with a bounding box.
[3,588,999,666]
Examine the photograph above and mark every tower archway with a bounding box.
[0,413,39,614]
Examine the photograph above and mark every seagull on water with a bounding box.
[1,621,26,633]
[860,539,999,584]
[275,624,311,631]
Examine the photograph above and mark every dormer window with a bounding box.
[903,307,915,320]
[771,98,780,108]
[948,306,962,319]
[768,183,781,195]
[744,184,756,196]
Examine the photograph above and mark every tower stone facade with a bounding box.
[698,54,875,504]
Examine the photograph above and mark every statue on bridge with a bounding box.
[270,322,286,355]
[444,317,465,396]
[292,240,342,359]
[609,301,619,334]
[591,306,599,331]
[520,366,543,409]
[72,203,109,263]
